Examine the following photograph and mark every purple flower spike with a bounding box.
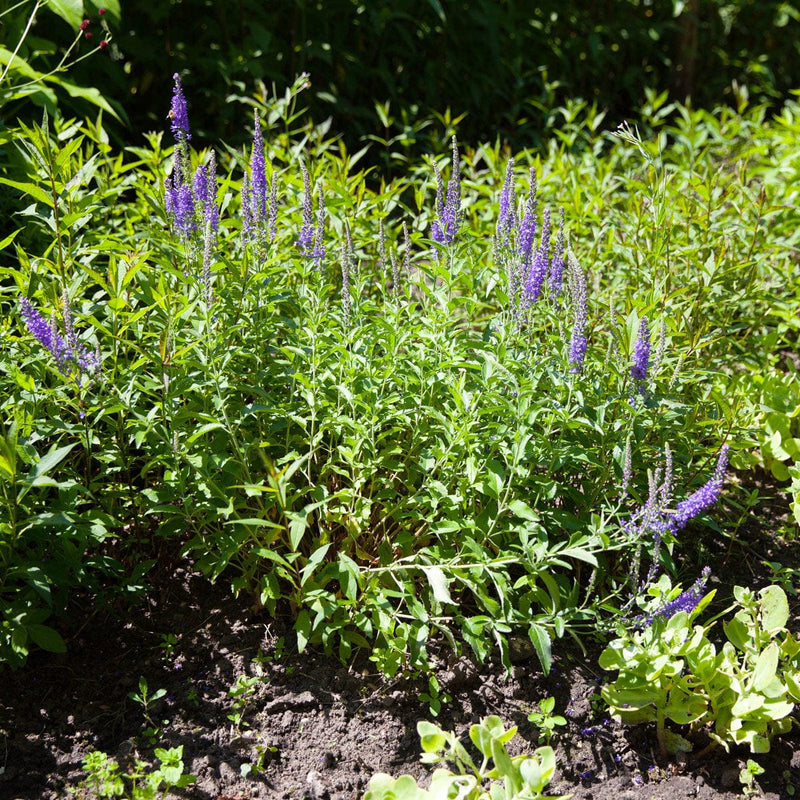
[568,253,588,373]
[172,182,196,236]
[193,163,208,208]
[170,73,191,141]
[524,207,550,306]
[669,446,729,533]
[297,164,314,254]
[19,296,100,381]
[19,298,70,373]
[631,317,651,383]
[250,112,267,222]
[431,136,461,245]
[497,158,516,246]
[647,567,711,625]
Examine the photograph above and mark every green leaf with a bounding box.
[295,610,311,652]
[0,178,53,207]
[45,0,84,30]
[751,643,779,692]
[760,585,789,632]
[528,623,552,674]
[27,624,67,653]
[300,544,330,586]
[423,566,452,605]
[417,720,447,753]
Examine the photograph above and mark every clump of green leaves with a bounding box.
[753,371,800,530]
[227,668,264,731]
[739,758,765,800]
[600,583,800,757]
[527,697,567,745]
[363,715,570,800]
[127,677,168,746]
[77,746,194,800]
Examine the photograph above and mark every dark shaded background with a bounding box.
[4,0,800,156]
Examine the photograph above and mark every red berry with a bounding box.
[84,31,93,40]
[98,7,106,14]
[80,19,90,30]
[99,40,108,50]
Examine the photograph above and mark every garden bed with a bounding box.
[2,472,798,800]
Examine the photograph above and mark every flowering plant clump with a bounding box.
[6,70,781,684]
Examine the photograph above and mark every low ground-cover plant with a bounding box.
[75,745,194,800]
[600,582,800,757]
[1,74,798,677]
[363,715,570,800]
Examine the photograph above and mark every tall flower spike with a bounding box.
[549,208,566,299]
[431,136,461,246]
[567,252,588,373]
[341,224,353,328]
[497,157,516,247]
[660,443,674,509]
[621,437,633,499]
[250,112,267,223]
[669,445,729,533]
[268,172,278,244]
[241,168,253,244]
[631,316,651,383]
[297,164,313,254]
[523,207,550,307]
[170,73,191,142]
[378,218,386,276]
[200,155,218,304]
[403,221,411,274]
[312,182,326,270]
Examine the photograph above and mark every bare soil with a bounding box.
[2,472,799,800]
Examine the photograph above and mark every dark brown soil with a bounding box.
[2,473,800,800]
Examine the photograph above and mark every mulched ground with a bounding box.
[2,471,799,800]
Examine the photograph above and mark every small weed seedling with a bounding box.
[528,697,568,745]
[227,669,264,732]
[79,746,195,799]
[159,633,178,661]
[240,738,280,779]
[739,759,765,799]
[128,677,168,746]
[783,769,796,797]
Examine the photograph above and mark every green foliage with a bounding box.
[77,745,195,800]
[103,0,800,164]
[227,668,265,731]
[1,76,798,680]
[739,758,765,799]
[600,584,800,756]
[527,697,567,746]
[127,677,168,746]
[753,371,800,528]
[0,0,120,122]
[363,715,570,800]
